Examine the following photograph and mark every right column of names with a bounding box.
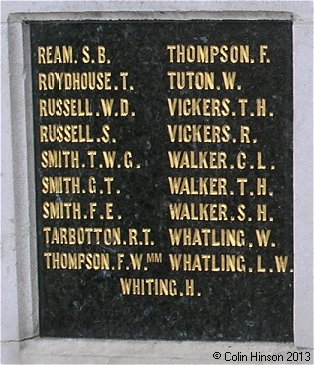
[165,43,293,294]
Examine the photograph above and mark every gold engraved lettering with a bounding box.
[240,126,251,143]
[44,252,110,270]
[39,98,92,117]
[43,226,122,245]
[41,150,79,168]
[257,255,266,272]
[256,98,267,116]
[167,71,215,90]
[167,98,230,117]
[169,254,246,272]
[167,124,230,143]
[237,204,246,221]
[169,202,228,221]
[257,178,267,195]
[237,178,248,196]
[97,46,107,63]
[38,72,112,91]
[168,177,227,195]
[168,151,227,169]
[42,202,81,219]
[168,228,245,246]
[257,204,268,221]
[119,278,178,296]
[105,203,114,219]
[40,124,93,143]
[38,46,73,64]
[167,44,250,64]
[42,176,80,194]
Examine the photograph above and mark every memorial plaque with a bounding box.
[30,20,293,341]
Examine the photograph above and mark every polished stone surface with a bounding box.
[30,21,293,341]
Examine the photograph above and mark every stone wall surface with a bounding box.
[1,1,313,364]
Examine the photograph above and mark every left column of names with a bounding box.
[34,43,154,275]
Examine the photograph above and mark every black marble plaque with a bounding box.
[30,20,293,341]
